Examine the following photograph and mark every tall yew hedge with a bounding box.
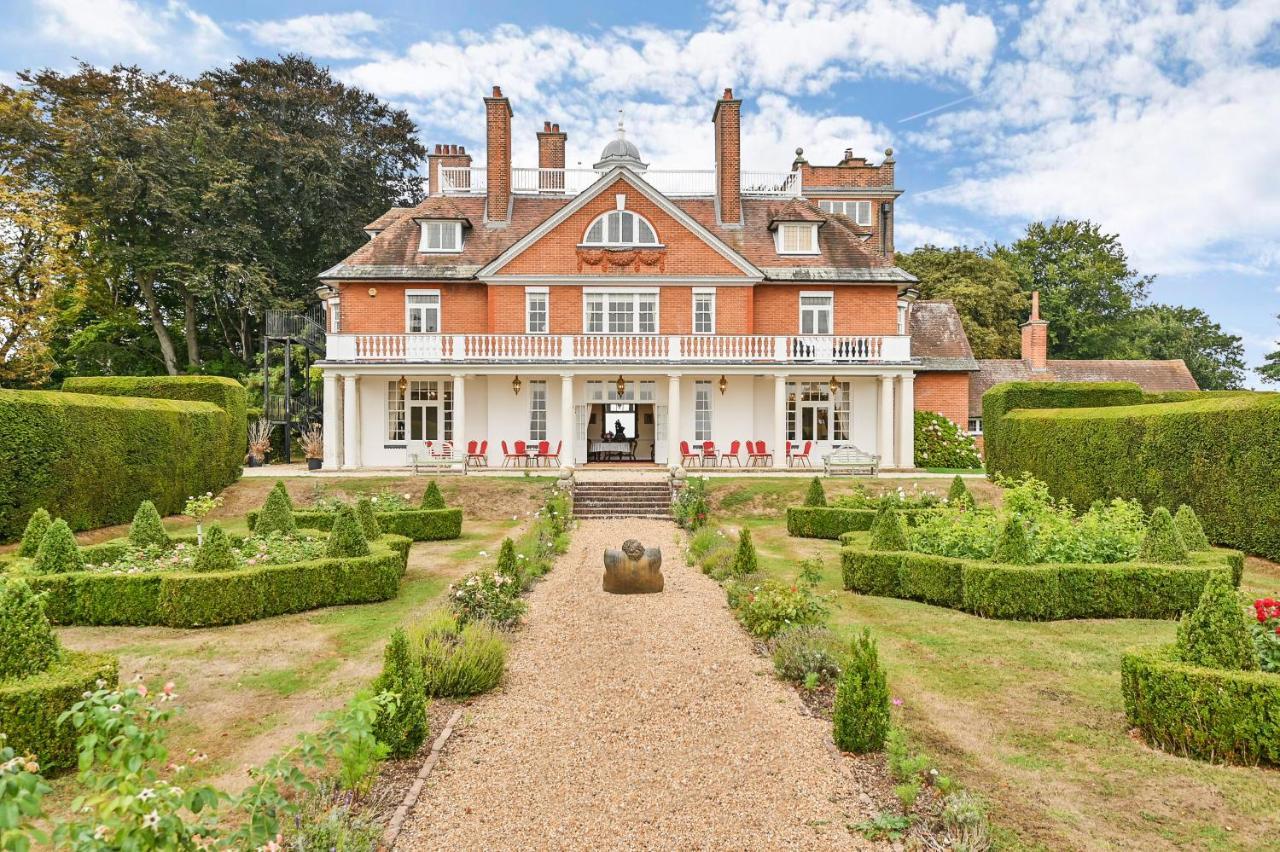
[983,382,1280,560]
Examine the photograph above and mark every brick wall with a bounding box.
[913,371,969,427]
[752,284,898,335]
[338,282,487,333]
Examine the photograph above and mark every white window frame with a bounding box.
[799,291,834,335]
[967,417,983,435]
[775,222,819,255]
[692,288,716,335]
[817,199,872,226]
[694,381,713,442]
[529,380,548,441]
[582,289,660,334]
[581,210,661,247]
[405,289,441,334]
[328,298,341,333]
[417,220,463,254]
[525,287,549,334]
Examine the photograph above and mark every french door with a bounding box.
[408,401,443,442]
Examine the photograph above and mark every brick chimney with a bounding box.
[427,144,472,196]
[1021,291,1049,370]
[485,85,513,223]
[712,87,742,226]
[536,121,566,192]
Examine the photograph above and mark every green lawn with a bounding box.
[721,481,1280,851]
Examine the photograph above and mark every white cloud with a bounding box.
[240,11,385,61]
[34,0,231,65]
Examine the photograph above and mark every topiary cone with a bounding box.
[194,523,238,573]
[495,537,518,577]
[833,628,890,753]
[254,485,296,536]
[1173,504,1210,552]
[1175,572,1257,671]
[869,506,909,552]
[128,500,170,549]
[0,579,61,680]
[421,481,446,510]
[947,475,974,509]
[804,476,827,507]
[732,527,759,577]
[271,480,294,512]
[1139,507,1189,564]
[371,628,428,758]
[356,498,382,540]
[17,508,51,559]
[327,505,370,558]
[32,519,84,574]
[992,515,1033,565]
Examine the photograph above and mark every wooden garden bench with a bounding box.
[823,445,879,477]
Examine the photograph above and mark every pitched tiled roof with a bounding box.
[363,207,414,232]
[766,199,827,227]
[970,359,1199,413]
[909,301,978,370]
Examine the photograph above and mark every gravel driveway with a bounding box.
[397,518,882,850]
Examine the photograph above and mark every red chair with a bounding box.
[721,440,742,466]
[785,441,793,463]
[680,440,700,467]
[514,440,527,467]
[700,440,718,465]
[750,440,772,467]
[535,440,552,467]
[792,440,814,467]
[547,440,562,466]
[501,440,522,468]
[467,440,487,467]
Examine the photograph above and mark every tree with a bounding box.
[993,219,1152,360]
[1256,314,1280,385]
[1122,304,1245,389]
[897,245,1027,359]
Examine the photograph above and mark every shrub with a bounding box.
[411,611,507,697]
[672,476,709,530]
[421,480,446,510]
[370,628,428,758]
[496,537,519,578]
[914,410,981,469]
[947,475,974,509]
[449,569,524,627]
[355,498,382,540]
[0,651,118,774]
[127,500,170,549]
[992,516,1033,565]
[700,545,738,580]
[771,625,843,684]
[1251,598,1280,673]
[732,577,829,638]
[1174,504,1211,551]
[250,507,463,542]
[1140,508,1189,564]
[254,486,296,537]
[32,520,83,574]
[271,480,294,512]
[833,629,891,753]
[0,579,61,680]
[688,527,729,564]
[1175,573,1258,671]
[804,477,827,507]
[731,528,759,577]
[869,507,908,552]
[17,509,50,559]
[194,524,237,573]
[326,506,370,558]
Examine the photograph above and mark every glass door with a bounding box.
[408,401,441,442]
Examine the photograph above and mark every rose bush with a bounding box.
[1252,597,1280,672]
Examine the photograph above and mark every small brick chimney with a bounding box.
[427,144,472,195]
[712,87,742,227]
[485,85,513,223]
[1021,291,1049,370]
[536,121,567,192]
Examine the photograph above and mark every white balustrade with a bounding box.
[438,165,801,198]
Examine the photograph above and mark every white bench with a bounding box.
[408,443,468,475]
[823,445,879,477]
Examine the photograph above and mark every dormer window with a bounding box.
[818,200,872,226]
[418,220,463,253]
[582,210,659,247]
[776,222,819,255]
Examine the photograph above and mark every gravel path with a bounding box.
[397,519,882,851]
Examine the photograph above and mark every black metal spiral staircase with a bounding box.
[262,306,326,462]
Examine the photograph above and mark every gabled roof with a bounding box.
[909,300,978,371]
[971,360,1199,413]
[766,199,826,228]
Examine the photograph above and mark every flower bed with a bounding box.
[4,533,411,628]
[248,507,462,542]
[1121,645,1280,766]
[0,651,118,774]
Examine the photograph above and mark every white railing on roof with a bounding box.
[439,164,801,198]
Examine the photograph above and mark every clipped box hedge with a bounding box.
[786,506,929,539]
[248,508,463,542]
[982,383,1280,560]
[840,543,1242,621]
[1122,645,1280,766]
[15,534,411,628]
[0,651,118,774]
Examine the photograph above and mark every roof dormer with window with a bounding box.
[417,218,466,254]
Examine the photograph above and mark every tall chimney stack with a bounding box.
[536,121,567,192]
[713,87,742,227]
[1021,291,1049,370]
[485,85,513,223]
[427,144,472,195]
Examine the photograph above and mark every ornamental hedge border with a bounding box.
[248,508,463,542]
[9,534,411,628]
[839,542,1243,621]
[0,651,118,774]
[786,507,931,539]
[983,383,1280,560]
[1122,645,1280,766]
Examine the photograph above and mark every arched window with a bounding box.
[582,210,659,247]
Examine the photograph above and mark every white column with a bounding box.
[322,372,340,470]
[560,374,574,466]
[878,374,895,470]
[342,374,361,469]
[452,373,466,456]
[896,375,915,470]
[667,373,681,468]
[772,374,787,468]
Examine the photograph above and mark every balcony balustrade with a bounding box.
[324,333,910,364]
[438,166,802,198]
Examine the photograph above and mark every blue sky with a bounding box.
[3,0,1278,381]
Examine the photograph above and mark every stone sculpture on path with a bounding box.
[603,539,664,594]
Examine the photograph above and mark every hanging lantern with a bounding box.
[397,375,408,395]
[615,375,626,397]
[718,374,728,395]
[829,376,840,396]
[511,375,523,396]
